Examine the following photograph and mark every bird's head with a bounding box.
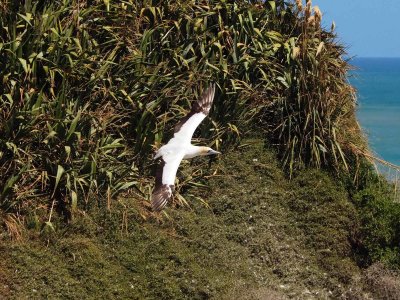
[201,147,221,156]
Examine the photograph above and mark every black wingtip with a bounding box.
[151,184,173,212]
[151,197,168,212]
[207,82,216,96]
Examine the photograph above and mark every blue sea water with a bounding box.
[350,57,400,167]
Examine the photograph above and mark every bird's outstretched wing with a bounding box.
[172,83,216,143]
[151,152,184,211]
[151,83,216,211]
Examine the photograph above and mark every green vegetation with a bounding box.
[1,0,363,218]
[1,141,399,299]
[1,0,400,298]
[353,175,400,267]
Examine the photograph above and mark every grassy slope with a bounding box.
[1,140,398,299]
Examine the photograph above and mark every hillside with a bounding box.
[1,1,400,299]
[1,140,399,299]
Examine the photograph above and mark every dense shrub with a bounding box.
[354,179,400,268]
[0,0,362,220]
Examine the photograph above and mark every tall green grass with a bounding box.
[0,0,363,222]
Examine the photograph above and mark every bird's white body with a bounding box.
[154,144,202,185]
[154,144,204,161]
[151,84,219,211]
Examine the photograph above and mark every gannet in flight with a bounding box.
[152,83,220,211]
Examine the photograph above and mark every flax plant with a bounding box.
[0,0,364,226]
[264,0,364,175]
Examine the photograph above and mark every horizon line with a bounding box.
[350,56,400,59]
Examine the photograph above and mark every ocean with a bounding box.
[350,57,400,167]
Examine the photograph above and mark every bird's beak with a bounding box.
[208,150,221,155]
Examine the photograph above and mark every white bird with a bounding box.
[152,83,220,211]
